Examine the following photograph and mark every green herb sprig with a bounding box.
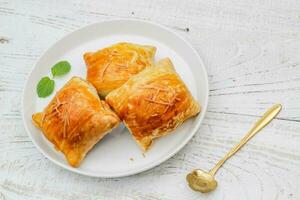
[36,61,72,98]
[37,77,55,98]
[51,61,71,77]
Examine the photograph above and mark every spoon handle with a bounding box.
[209,104,282,175]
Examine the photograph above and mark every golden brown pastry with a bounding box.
[84,42,156,97]
[32,76,120,167]
[106,58,200,151]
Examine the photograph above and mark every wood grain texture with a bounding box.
[1,0,300,199]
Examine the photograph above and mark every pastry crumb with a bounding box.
[142,153,146,158]
[130,157,134,161]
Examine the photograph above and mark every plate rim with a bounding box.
[22,18,209,178]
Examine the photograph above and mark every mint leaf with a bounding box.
[37,77,55,98]
[51,61,71,77]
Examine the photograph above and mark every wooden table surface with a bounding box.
[1,0,300,199]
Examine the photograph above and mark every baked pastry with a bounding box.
[32,76,120,167]
[84,42,156,97]
[106,58,200,151]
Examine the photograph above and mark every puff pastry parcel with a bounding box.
[32,77,120,167]
[84,42,156,97]
[106,58,201,151]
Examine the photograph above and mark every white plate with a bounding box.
[22,19,209,178]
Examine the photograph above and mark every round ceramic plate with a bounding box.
[22,19,209,178]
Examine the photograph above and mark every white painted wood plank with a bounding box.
[0,0,300,199]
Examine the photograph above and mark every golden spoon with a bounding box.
[186,104,282,193]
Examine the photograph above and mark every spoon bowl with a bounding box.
[186,169,217,193]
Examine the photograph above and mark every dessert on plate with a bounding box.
[106,58,200,151]
[84,42,156,97]
[32,76,120,167]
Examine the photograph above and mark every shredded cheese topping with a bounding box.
[144,98,173,106]
[111,50,121,56]
[42,96,70,139]
[129,50,138,64]
[141,84,181,114]
[115,62,128,68]
[100,63,110,82]
[139,85,168,92]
